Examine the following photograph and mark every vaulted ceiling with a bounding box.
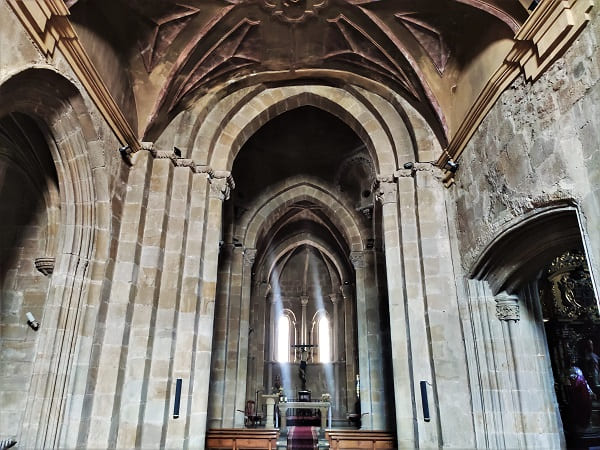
[66,0,530,144]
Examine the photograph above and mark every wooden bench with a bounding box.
[206,428,279,450]
[325,430,396,449]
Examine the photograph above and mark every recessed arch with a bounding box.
[200,86,398,174]
[237,177,369,253]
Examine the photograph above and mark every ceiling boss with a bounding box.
[261,0,329,23]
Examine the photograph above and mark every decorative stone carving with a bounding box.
[495,291,520,322]
[243,248,257,267]
[209,173,235,201]
[35,257,55,276]
[261,0,328,23]
[374,176,397,205]
[543,250,598,321]
[329,293,340,304]
[349,251,365,269]
[300,295,309,306]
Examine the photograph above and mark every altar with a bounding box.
[277,401,331,432]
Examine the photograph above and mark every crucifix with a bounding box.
[291,343,317,391]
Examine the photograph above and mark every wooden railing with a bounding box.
[206,428,279,450]
[325,430,396,449]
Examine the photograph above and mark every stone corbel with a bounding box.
[243,248,258,267]
[374,175,398,205]
[35,256,55,276]
[349,251,366,269]
[495,291,520,322]
[208,171,235,201]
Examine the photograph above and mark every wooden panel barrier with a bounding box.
[206,428,279,450]
[325,430,396,449]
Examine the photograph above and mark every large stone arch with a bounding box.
[470,203,587,295]
[0,67,111,448]
[237,177,369,253]
[196,85,398,174]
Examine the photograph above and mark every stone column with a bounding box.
[233,248,257,427]
[329,293,340,361]
[164,171,212,449]
[341,283,357,414]
[85,150,154,449]
[374,176,415,445]
[222,245,244,427]
[350,251,373,430]
[187,174,232,448]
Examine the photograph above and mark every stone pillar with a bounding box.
[164,171,212,449]
[222,245,244,427]
[233,248,257,427]
[187,174,232,448]
[341,283,357,414]
[329,293,340,361]
[85,150,154,449]
[350,250,386,429]
[374,176,415,445]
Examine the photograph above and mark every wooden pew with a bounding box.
[206,428,279,450]
[325,429,396,449]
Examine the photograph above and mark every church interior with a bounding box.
[0,0,599,449]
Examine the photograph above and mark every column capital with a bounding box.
[495,291,520,322]
[300,295,309,306]
[209,172,235,201]
[374,175,397,204]
[349,251,366,269]
[329,293,341,304]
[243,248,257,267]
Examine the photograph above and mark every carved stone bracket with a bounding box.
[495,291,520,322]
[209,171,235,201]
[374,175,398,205]
[243,248,258,267]
[349,251,366,269]
[35,256,55,276]
[329,293,340,304]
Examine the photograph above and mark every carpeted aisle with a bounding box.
[287,426,318,449]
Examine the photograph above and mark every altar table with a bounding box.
[277,401,331,432]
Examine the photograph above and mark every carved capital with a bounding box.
[329,293,341,304]
[495,291,520,322]
[209,174,234,201]
[374,175,397,205]
[243,248,257,267]
[300,295,309,306]
[349,251,366,269]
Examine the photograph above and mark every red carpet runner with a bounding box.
[287,426,318,449]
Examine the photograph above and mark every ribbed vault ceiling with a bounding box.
[67,0,530,143]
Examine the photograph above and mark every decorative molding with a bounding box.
[7,0,141,152]
[35,256,55,276]
[438,0,594,171]
[495,291,520,322]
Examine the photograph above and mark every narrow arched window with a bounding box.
[277,315,290,362]
[319,316,331,363]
